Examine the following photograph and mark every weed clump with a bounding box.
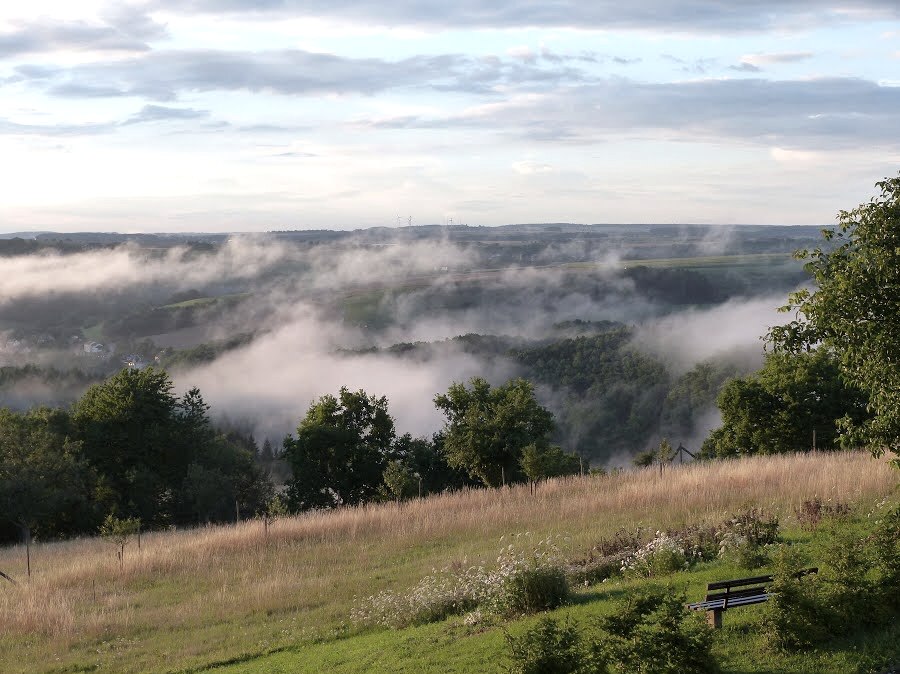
[352,534,570,628]
[716,508,779,569]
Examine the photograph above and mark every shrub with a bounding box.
[505,617,601,674]
[488,536,570,617]
[620,532,694,578]
[819,529,874,631]
[758,546,826,651]
[795,497,851,530]
[717,508,779,569]
[596,586,718,674]
[870,500,900,611]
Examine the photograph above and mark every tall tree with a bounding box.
[72,368,272,526]
[703,346,868,458]
[434,377,555,487]
[283,388,395,510]
[768,173,900,465]
[0,409,96,556]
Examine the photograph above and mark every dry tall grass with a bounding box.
[0,451,896,673]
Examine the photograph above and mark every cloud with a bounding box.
[512,160,553,175]
[15,48,586,101]
[122,104,210,124]
[149,0,900,33]
[365,76,900,151]
[741,51,815,66]
[729,62,762,73]
[0,8,166,58]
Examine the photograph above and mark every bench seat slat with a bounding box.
[688,594,769,611]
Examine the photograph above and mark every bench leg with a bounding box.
[707,608,723,629]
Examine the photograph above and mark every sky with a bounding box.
[0,1,898,232]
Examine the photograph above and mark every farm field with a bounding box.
[0,451,896,674]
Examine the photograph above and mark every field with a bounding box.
[0,451,896,673]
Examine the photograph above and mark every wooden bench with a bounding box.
[688,567,817,628]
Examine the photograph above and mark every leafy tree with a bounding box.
[520,443,581,489]
[768,173,900,465]
[434,377,555,487]
[99,514,141,566]
[72,368,187,523]
[72,368,272,527]
[701,349,868,458]
[0,409,97,563]
[381,460,417,503]
[390,432,475,496]
[284,388,395,510]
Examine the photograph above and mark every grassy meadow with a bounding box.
[1,451,897,673]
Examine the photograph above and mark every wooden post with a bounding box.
[418,476,422,499]
[501,466,505,488]
[25,527,31,579]
[235,499,240,523]
[707,608,723,629]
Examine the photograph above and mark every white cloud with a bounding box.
[512,159,554,174]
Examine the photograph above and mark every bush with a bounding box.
[795,497,851,530]
[505,617,601,674]
[596,586,718,674]
[620,532,694,578]
[495,566,569,617]
[718,508,779,569]
[819,528,875,631]
[758,546,826,651]
[489,536,570,617]
[870,500,900,611]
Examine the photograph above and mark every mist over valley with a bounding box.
[0,223,817,467]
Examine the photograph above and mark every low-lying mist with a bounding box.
[0,232,807,463]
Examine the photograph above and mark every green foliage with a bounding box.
[716,508,780,569]
[511,331,670,463]
[702,349,867,457]
[596,587,718,674]
[435,377,555,487]
[659,361,742,439]
[381,460,417,503]
[759,546,826,651]
[0,408,97,541]
[66,368,272,530]
[619,533,693,578]
[870,501,900,609]
[520,443,581,486]
[99,513,141,565]
[353,535,570,629]
[768,173,900,464]
[389,432,474,496]
[505,617,603,674]
[284,387,395,510]
[494,566,570,617]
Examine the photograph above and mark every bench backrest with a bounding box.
[706,567,818,593]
